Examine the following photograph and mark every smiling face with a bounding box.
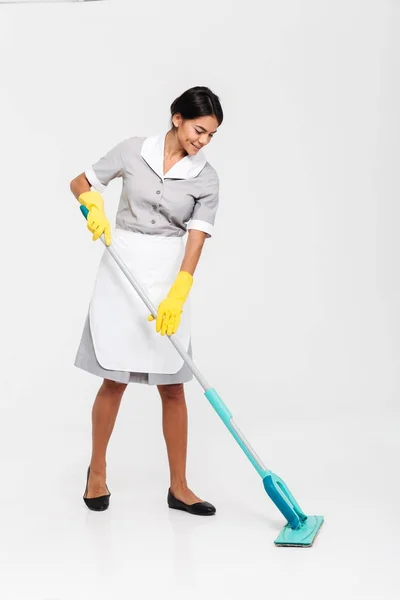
[172,113,219,156]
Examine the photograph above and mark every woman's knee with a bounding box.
[102,378,128,396]
[157,383,184,401]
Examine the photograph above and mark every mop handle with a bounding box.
[79,205,211,391]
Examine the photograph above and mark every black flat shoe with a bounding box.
[83,466,111,512]
[167,489,216,516]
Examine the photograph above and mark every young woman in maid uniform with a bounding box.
[70,86,223,515]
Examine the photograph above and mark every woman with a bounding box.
[69,86,223,515]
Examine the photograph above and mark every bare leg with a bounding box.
[157,383,203,505]
[84,378,127,499]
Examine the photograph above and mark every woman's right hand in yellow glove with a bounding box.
[78,191,112,246]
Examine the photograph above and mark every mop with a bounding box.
[79,206,324,547]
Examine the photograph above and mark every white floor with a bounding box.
[1,386,399,600]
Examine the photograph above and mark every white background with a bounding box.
[0,0,399,598]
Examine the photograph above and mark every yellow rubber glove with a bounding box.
[78,190,112,246]
[148,271,193,336]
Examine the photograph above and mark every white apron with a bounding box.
[89,228,191,373]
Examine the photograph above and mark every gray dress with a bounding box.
[74,132,219,385]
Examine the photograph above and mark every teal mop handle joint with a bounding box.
[262,473,308,530]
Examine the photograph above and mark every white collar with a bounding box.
[141,132,207,180]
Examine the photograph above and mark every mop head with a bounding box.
[274,515,324,547]
[262,472,324,547]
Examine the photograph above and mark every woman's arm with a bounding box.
[70,173,91,200]
[180,229,208,276]
[149,229,208,334]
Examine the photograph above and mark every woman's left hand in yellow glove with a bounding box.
[148,271,193,336]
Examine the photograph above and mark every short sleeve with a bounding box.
[85,138,130,192]
[187,170,219,238]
